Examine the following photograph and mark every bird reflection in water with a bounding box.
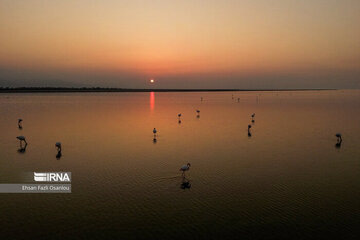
[17,143,27,154]
[180,176,191,190]
[56,151,62,159]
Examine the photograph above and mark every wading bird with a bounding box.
[335,133,342,142]
[180,163,191,176]
[196,110,200,118]
[16,136,27,145]
[153,128,158,142]
[55,142,62,152]
[55,142,62,159]
[18,119,23,129]
[335,133,342,148]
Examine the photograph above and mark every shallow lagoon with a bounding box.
[0,90,359,239]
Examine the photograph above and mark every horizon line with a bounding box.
[0,87,338,93]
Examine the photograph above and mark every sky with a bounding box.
[0,0,359,89]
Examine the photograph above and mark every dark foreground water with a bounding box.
[0,90,359,239]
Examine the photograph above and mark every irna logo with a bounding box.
[34,172,71,182]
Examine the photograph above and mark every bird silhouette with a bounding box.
[16,136,27,145]
[18,119,23,129]
[153,128,158,141]
[335,133,342,148]
[180,163,191,176]
[55,142,62,151]
[55,142,62,159]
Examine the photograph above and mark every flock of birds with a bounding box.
[152,109,200,189]
[150,95,344,185]
[14,94,344,188]
[16,118,62,159]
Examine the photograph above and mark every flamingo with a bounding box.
[180,163,191,175]
[18,119,23,129]
[335,133,342,142]
[55,142,62,152]
[335,133,342,148]
[16,136,27,145]
[196,110,200,118]
[55,142,62,159]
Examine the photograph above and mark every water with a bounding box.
[0,90,359,239]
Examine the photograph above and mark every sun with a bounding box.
[150,79,155,83]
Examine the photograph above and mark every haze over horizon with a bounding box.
[0,0,359,89]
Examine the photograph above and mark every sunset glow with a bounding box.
[0,0,359,88]
[1,1,360,238]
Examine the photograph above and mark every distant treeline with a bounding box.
[0,87,336,93]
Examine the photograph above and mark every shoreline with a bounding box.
[0,88,337,93]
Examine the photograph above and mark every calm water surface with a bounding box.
[0,90,359,239]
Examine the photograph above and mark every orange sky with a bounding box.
[0,0,359,88]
